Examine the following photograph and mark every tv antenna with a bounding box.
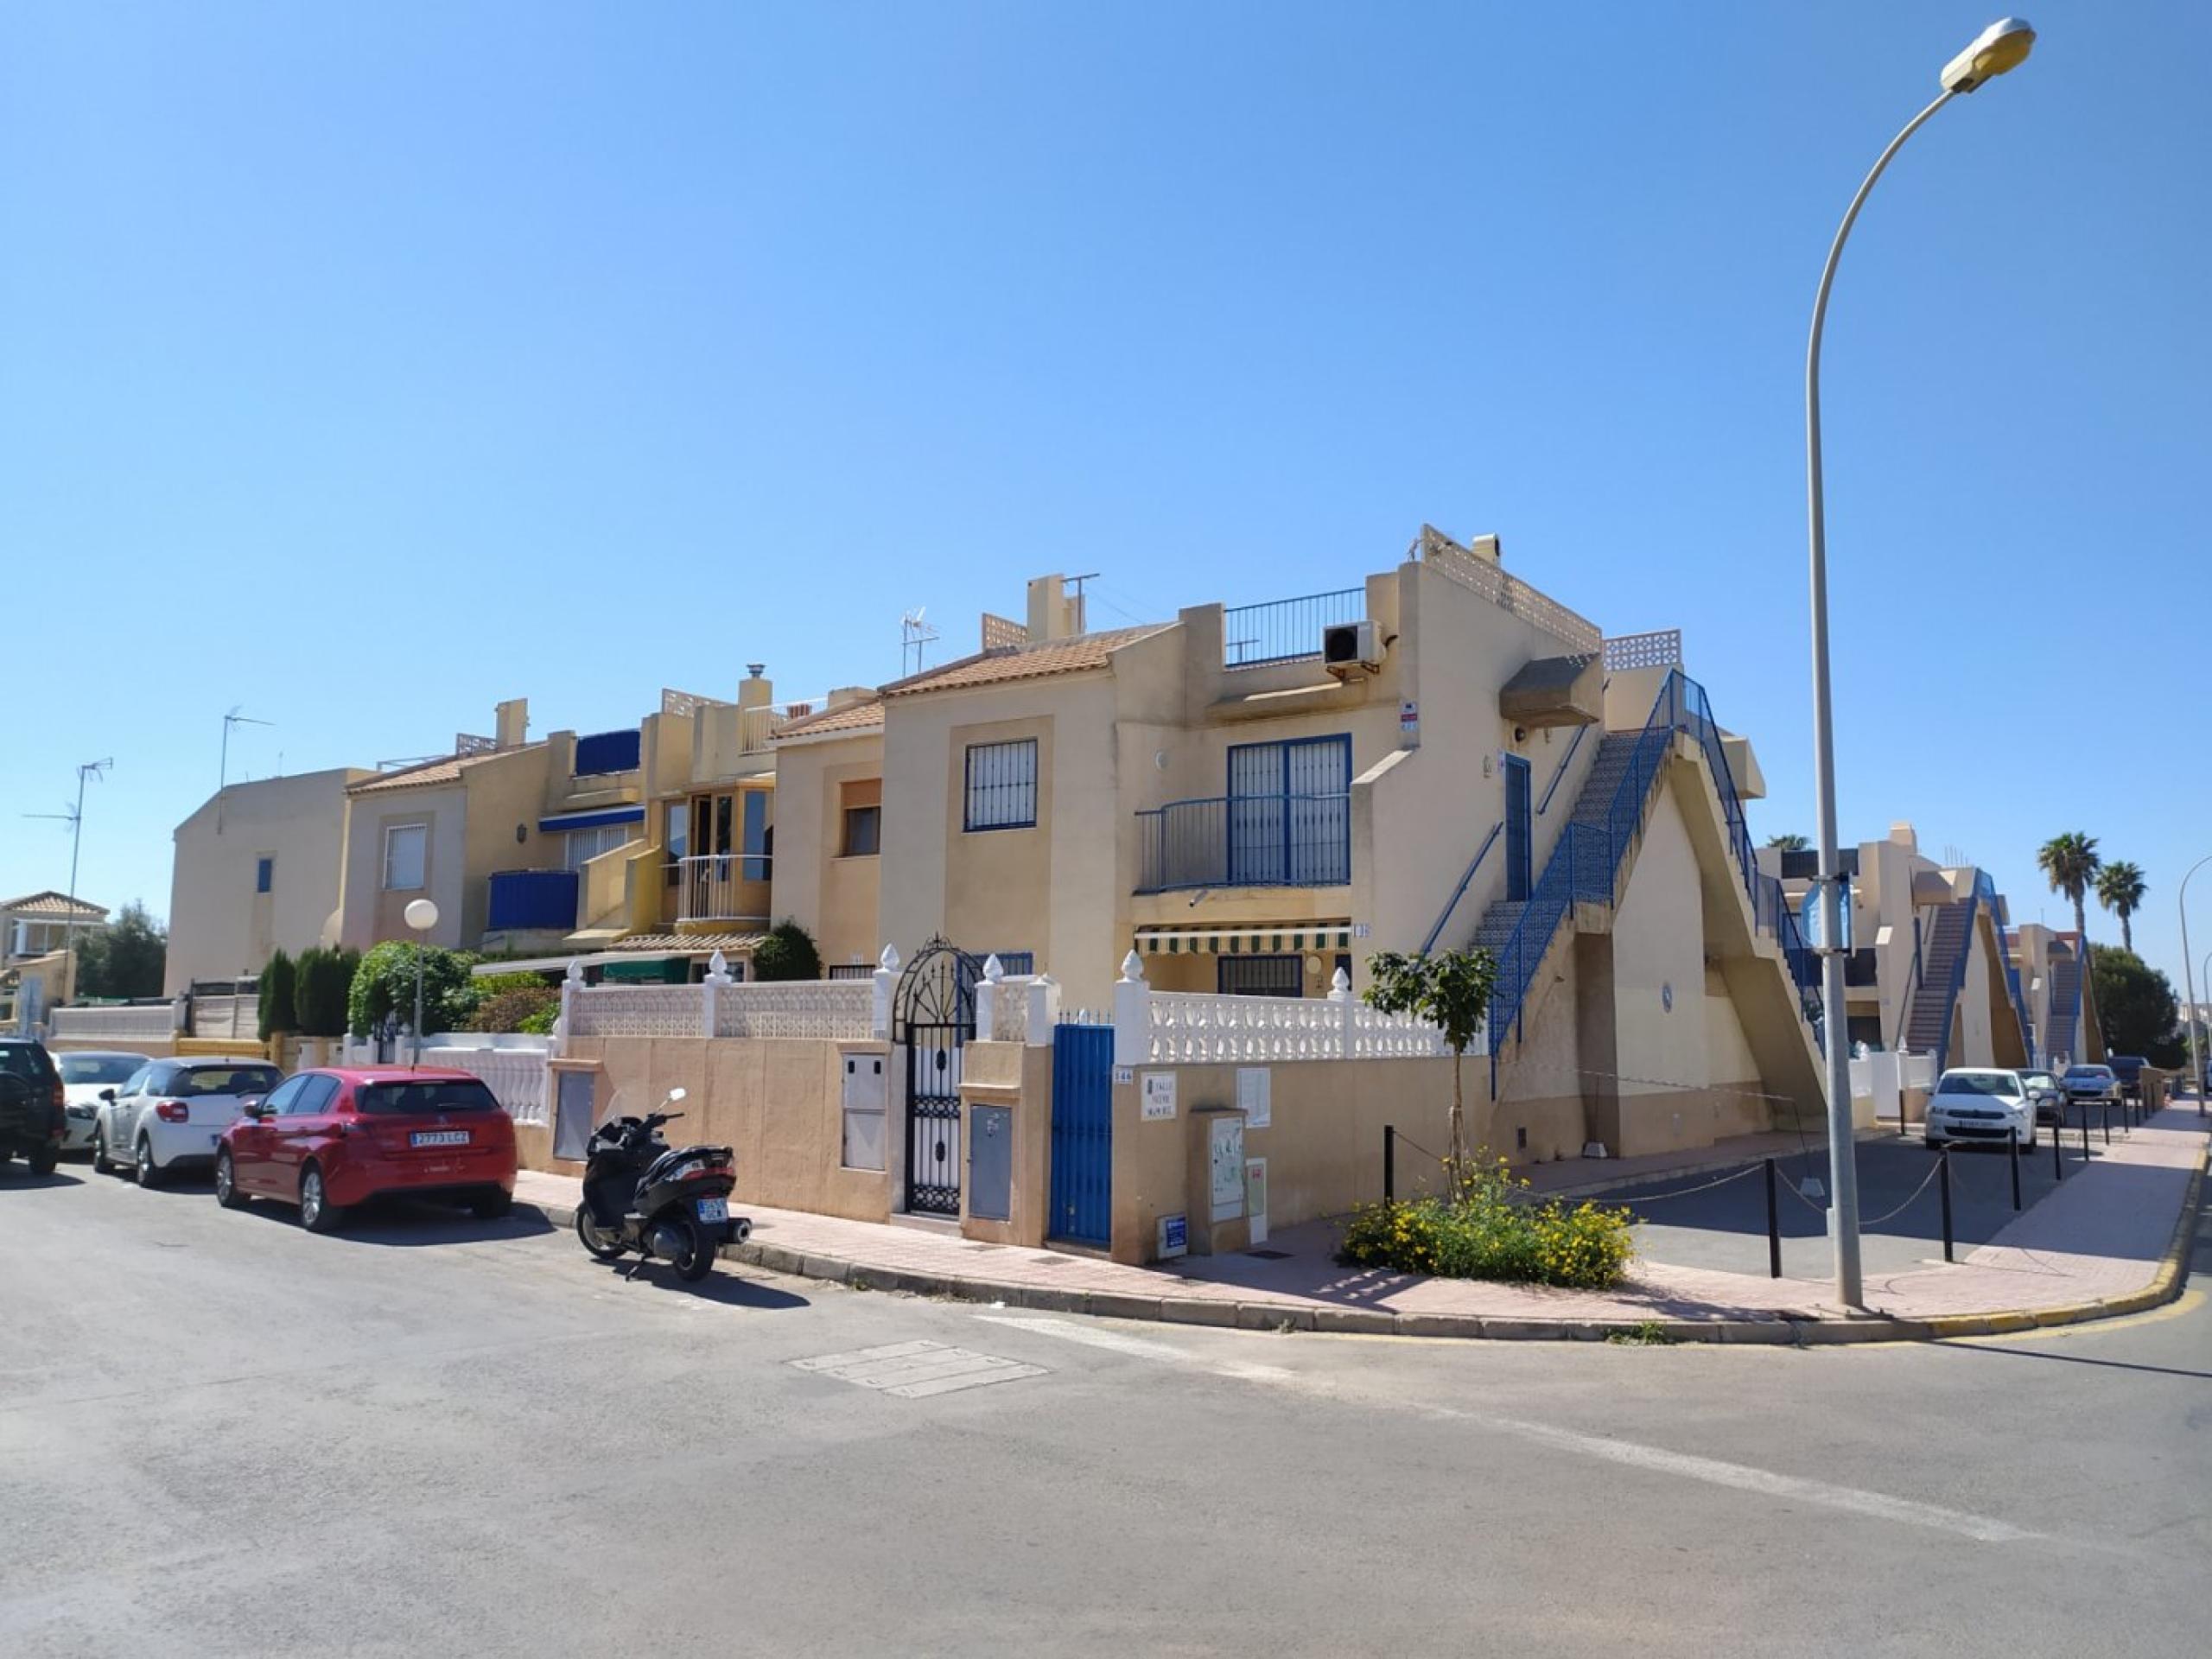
[21,759,111,995]
[901,607,939,677]
[219,708,275,831]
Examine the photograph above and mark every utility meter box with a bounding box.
[841,1048,889,1172]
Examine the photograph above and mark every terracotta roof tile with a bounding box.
[608,932,768,954]
[347,743,541,795]
[0,890,107,919]
[878,625,1169,699]
[775,699,885,741]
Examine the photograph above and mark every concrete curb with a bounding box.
[516,1142,2206,1346]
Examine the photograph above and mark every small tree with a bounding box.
[294,947,359,1038]
[1363,949,1498,1179]
[257,949,298,1040]
[347,940,481,1037]
[1764,833,1810,853]
[2089,944,2181,1064]
[750,918,823,982]
[73,900,168,999]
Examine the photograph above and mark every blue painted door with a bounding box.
[1503,754,1532,901]
[1049,1022,1114,1247]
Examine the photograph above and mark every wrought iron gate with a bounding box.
[895,938,978,1217]
[1049,1018,1114,1247]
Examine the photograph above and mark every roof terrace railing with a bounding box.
[1220,588,1365,669]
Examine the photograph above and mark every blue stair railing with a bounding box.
[1421,822,1503,957]
[1535,721,1590,817]
[1929,875,1993,1077]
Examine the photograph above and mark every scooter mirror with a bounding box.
[666,1088,688,1103]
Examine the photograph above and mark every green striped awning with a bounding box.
[1135,921,1358,957]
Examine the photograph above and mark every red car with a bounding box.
[214,1066,517,1233]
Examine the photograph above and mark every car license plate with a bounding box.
[696,1197,728,1224]
[410,1129,470,1147]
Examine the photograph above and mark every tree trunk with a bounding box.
[2120,914,2133,953]
[2073,894,2088,943]
[1448,1049,1466,1185]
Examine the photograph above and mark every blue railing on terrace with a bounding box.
[1135,793,1351,893]
[1487,668,1820,1090]
[574,728,641,776]
[1221,588,1364,669]
[487,868,580,932]
[1421,822,1503,957]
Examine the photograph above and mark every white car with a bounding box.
[93,1057,285,1187]
[1925,1067,2037,1151]
[54,1051,151,1154]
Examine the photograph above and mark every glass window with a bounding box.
[563,823,634,871]
[1936,1072,2018,1096]
[741,791,770,880]
[176,1065,284,1098]
[357,1078,499,1116]
[119,1064,155,1096]
[664,802,688,887]
[255,855,274,894]
[0,1042,60,1082]
[258,1076,310,1115]
[59,1054,143,1085]
[288,1075,341,1116]
[384,823,429,891]
[1225,735,1351,886]
[842,804,881,857]
[963,739,1038,831]
[1218,956,1304,997]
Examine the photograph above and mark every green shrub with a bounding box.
[1336,1156,1635,1290]
[257,950,297,1040]
[470,984,560,1033]
[347,939,481,1037]
[517,1001,559,1036]
[292,947,359,1038]
[750,918,822,982]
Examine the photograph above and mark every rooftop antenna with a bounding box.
[1065,571,1100,633]
[219,708,274,832]
[901,607,938,677]
[22,759,111,1001]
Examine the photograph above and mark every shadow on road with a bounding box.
[0,1167,85,1190]
[585,1257,811,1312]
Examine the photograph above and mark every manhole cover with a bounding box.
[791,1341,1046,1400]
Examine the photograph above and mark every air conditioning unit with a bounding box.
[1322,620,1382,680]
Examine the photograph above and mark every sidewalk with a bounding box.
[514,1103,2208,1344]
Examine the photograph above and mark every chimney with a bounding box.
[826,686,874,710]
[738,664,773,711]
[1467,533,1503,566]
[1026,575,1084,643]
[494,698,529,750]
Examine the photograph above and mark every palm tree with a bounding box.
[2094,860,2147,953]
[2037,833,2101,941]
[1764,833,1810,852]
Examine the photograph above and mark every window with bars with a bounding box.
[563,823,634,871]
[963,738,1038,832]
[1217,955,1304,997]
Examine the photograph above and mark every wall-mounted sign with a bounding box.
[1400,700,1420,739]
[1245,1158,1268,1248]
[1236,1066,1272,1129]
[1158,1212,1188,1259]
[1141,1071,1178,1121]
[1113,1065,1134,1086]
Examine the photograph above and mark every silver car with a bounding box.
[55,1050,151,1154]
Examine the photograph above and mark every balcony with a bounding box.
[674,853,772,925]
[1221,588,1364,669]
[1135,794,1351,894]
[573,728,642,777]
[487,869,580,932]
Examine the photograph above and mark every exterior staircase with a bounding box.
[2044,951,2082,1066]
[1901,901,1972,1062]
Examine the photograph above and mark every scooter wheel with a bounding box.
[575,1206,627,1262]
[671,1218,717,1283]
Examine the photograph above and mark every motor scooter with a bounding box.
[574,1089,750,1281]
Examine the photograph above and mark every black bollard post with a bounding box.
[1384,1124,1395,1204]
[1765,1157,1782,1280]
[2082,1109,2092,1162]
[1939,1146,1955,1264]
[2101,1100,2111,1146]
[2009,1129,2022,1211]
[2052,1109,2064,1181]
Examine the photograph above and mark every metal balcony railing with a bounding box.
[674,853,772,924]
[1220,588,1364,669]
[488,869,581,932]
[1135,794,1351,893]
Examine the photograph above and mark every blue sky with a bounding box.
[3,3,2205,985]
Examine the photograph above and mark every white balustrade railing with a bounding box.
[421,1043,551,1125]
[568,984,707,1039]
[712,980,873,1040]
[48,1002,182,1041]
[674,854,772,924]
[1112,954,1462,1067]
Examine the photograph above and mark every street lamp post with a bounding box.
[404,899,440,1069]
[1804,18,2035,1308]
[2180,855,2210,1115]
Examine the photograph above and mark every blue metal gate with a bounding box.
[1049,1021,1114,1248]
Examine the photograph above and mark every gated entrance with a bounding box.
[1049,1018,1114,1247]
[894,938,979,1217]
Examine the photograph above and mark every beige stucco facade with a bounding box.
[166,767,374,992]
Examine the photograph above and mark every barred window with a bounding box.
[963,739,1038,831]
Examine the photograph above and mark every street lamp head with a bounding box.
[1941,18,2035,93]
[403,899,440,934]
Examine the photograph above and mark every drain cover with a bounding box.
[791,1341,1046,1399]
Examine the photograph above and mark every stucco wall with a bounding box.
[167,767,373,992]
[772,730,887,970]
[340,783,469,950]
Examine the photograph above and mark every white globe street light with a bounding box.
[404,899,440,1069]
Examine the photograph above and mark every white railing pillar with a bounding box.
[872,944,900,1040]
[702,949,734,1036]
[1329,965,1355,1058]
[975,954,1003,1043]
[556,958,582,1055]
[1026,975,1062,1046]
[1113,950,1150,1068]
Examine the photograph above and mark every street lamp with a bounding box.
[2180,855,2210,1115]
[404,898,440,1068]
[1803,18,2034,1309]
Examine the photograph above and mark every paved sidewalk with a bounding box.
[515,1103,2207,1342]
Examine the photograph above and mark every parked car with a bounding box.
[2106,1055,2147,1097]
[2015,1067,2065,1126]
[214,1067,517,1234]
[1925,1067,2037,1150]
[2062,1064,2121,1106]
[92,1057,284,1186]
[55,1051,152,1154]
[0,1037,66,1176]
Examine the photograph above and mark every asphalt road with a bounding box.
[3,1158,2206,1659]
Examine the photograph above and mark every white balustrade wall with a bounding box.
[567,984,707,1039]
[420,1042,552,1126]
[711,980,873,1040]
[1113,956,1461,1067]
[47,1002,183,1042]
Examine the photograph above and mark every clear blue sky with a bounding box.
[3,3,2206,984]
